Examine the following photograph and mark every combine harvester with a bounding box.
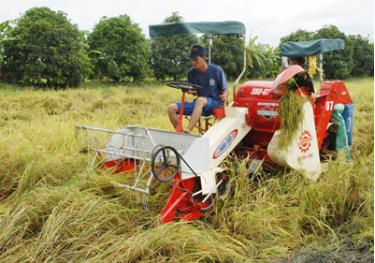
[77,22,354,223]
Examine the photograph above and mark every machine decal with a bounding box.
[298,130,312,153]
[298,153,313,162]
[325,101,334,111]
[257,107,278,120]
[213,129,238,159]
[251,88,271,96]
[257,102,279,107]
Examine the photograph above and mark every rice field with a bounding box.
[0,78,373,262]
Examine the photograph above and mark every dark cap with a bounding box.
[189,45,206,58]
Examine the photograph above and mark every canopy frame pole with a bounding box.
[281,56,289,69]
[319,53,323,82]
[232,35,247,101]
[208,34,213,64]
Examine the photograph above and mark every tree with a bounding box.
[279,26,357,79]
[246,36,279,79]
[314,25,353,79]
[88,15,150,82]
[347,34,374,77]
[0,21,11,63]
[202,34,244,80]
[150,12,197,81]
[2,7,91,87]
[0,21,11,80]
[280,29,315,43]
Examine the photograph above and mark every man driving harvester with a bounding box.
[167,45,229,133]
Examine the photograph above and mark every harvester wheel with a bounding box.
[151,145,181,182]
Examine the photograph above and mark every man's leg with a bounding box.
[167,103,179,128]
[186,97,207,132]
[332,104,350,160]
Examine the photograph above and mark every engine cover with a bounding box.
[234,80,281,132]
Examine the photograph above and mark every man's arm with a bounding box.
[187,68,198,96]
[218,67,228,102]
[220,88,228,101]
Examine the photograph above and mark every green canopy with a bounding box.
[281,39,345,57]
[149,21,246,37]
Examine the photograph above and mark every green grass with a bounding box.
[0,78,373,262]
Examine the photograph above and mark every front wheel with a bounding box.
[151,145,181,182]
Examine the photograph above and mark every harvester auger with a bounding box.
[77,21,354,223]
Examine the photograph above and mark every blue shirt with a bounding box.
[187,64,228,101]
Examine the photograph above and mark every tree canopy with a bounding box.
[280,25,373,79]
[150,12,197,81]
[0,7,372,87]
[203,35,245,80]
[2,7,91,87]
[88,15,150,82]
[246,36,280,79]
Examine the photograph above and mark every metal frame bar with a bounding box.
[208,34,213,64]
[232,35,247,101]
[76,125,148,138]
[319,53,323,82]
[76,125,156,197]
[204,34,246,100]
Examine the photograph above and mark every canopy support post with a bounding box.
[208,35,213,64]
[281,56,289,69]
[232,35,247,101]
[319,53,323,82]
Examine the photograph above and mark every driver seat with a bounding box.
[185,106,225,134]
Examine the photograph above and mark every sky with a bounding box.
[1,0,373,46]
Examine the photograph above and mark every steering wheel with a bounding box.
[151,145,181,182]
[166,82,201,92]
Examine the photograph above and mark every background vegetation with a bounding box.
[0,8,373,87]
[0,6,373,262]
[150,12,197,81]
[1,8,91,87]
[88,14,150,82]
[280,25,374,79]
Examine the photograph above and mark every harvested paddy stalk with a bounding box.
[278,80,305,150]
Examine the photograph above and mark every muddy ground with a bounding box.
[280,239,373,263]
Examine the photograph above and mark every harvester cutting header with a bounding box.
[77,21,354,223]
